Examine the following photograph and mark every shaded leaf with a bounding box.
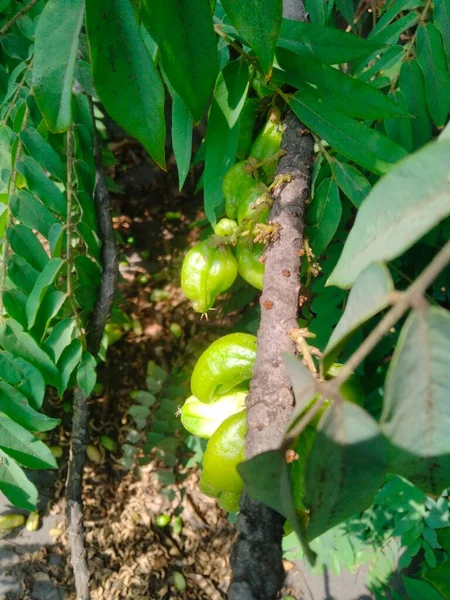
[20,128,66,181]
[381,308,450,496]
[141,0,217,122]
[0,448,37,511]
[305,402,388,540]
[306,178,342,257]
[172,93,193,190]
[10,190,60,239]
[336,0,354,24]
[6,225,49,271]
[434,0,450,60]
[324,264,394,371]
[328,141,450,288]
[76,351,97,396]
[221,0,282,75]
[26,258,63,329]
[31,289,66,340]
[417,23,450,128]
[0,352,45,411]
[43,319,75,363]
[383,89,413,153]
[86,0,166,167]
[0,381,59,433]
[7,255,38,295]
[369,0,422,39]
[282,353,317,427]
[398,60,432,150]
[57,339,82,396]
[278,20,384,65]
[402,576,446,600]
[289,89,407,175]
[330,160,371,208]
[17,155,66,217]
[304,0,326,25]
[33,0,85,132]
[0,415,57,470]
[3,289,27,328]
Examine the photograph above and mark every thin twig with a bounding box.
[66,98,118,600]
[0,0,40,36]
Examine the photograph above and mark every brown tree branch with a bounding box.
[229,113,313,600]
[65,99,118,600]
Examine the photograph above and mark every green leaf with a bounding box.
[0,448,38,511]
[0,381,59,433]
[438,528,450,554]
[141,0,217,122]
[86,0,166,168]
[130,390,156,407]
[398,60,432,150]
[371,11,419,45]
[57,339,82,395]
[275,50,407,120]
[304,0,326,25]
[424,564,450,599]
[434,0,450,60]
[381,308,450,497]
[172,93,193,190]
[43,319,75,363]
[417,23,450,128]
[304,402,388,540]
[221,0,282,76]
[204,60,249,224]
[48,223,66,257]
[323,264,394,371]
[369,0,422,39]
[32,0,85,132]
[239,450,316,563]
[0,320,59,387]
[383,90,413,153]
[330,160,371,208]
[3,289,27,328]
[278,20,385,65]
[289,89,407,175]
[282,354,317,426]
[305,178,342,257]
[336,0,354,24]
[10,190,60,239]
[17,155,67,217]
[26,258,63,329]
[0,415,57,470]
[76,351,97,397]
[20,128,66,181]
[7,255,39,295]
[328,141,450,288]
[0,352,45,411]
[6,225,49,271]
[403,576,445,600]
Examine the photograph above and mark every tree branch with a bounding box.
[65,99,118,600]
[229,112,313,600]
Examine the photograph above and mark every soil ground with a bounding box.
[0,129,374,600]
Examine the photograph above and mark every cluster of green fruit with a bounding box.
[178,333,365,513]
[181,107,283,314]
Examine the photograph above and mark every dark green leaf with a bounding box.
[289,89,407,175]
[48,223,65,258]
[3,289,27,328]
[0,415,57,470]
[86,0,166,168]
[221,0,282,76]
[278,20,385,65]
[141,0,217,122]
[403,576,445,600]
[0,448,37,511]
[7,255,38,295]
[172,93,193,190]
[369,0,421,38]
[77,222,101,263]
[10,190,60,239]
[282,354,317,426]
[43,319,75,363]
[26,258,63,329]
[0,352,45,411]
[381,308,450,496]
[204,60,249,224]
[371,11,419,45]
[7,225,49,271]
[77,351,97,396]
[17,155,67,217]
[75,59,96,97]
[306,178,342,257]
[358,45,405,83]
[336,0,354,24]
[33,0,85,132]
[20,128,66,181]
[330,160,371,208]
[434,0,450,60]
[304,0,326,25]
[417,23,450,127]
[0,319,59,387]
[323,264,394,371]
[398,60,432,150]
[0,381,59,433]
[328,141,450,288]
[424,565,450,599]
[383,90,413,153]
[275,51,407,120]
[57,339,82,395]
[305,402,388,540]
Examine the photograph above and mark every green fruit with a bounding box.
[251,71,273,98]
[250,107,283,182]
[181,240,238,313]
[173,571,186,591]
[50,446,63,458]
[236,182,269,224]
[0,514,25,530]
[236,242,265,290]
[87,445,102,464]
[191,333,257,403]
[171,516,183,535]
[236,98,259,160]
[327,363,364,406]
[100,435,118,452]
[218,491,241,512]
[169,323,183,338]
[223,161,259,220]
[155,513,171,527]
[180,389,247,438]
[25,512,40,532]
[200,411,246,504]
[104,323,123,346]
[214,218,238,237]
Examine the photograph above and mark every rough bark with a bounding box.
[66,100,118,600]
[229,113,313,600]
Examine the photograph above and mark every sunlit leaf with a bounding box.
[330,160,371,208]
[172,93,193,190]
[0,448,38,511]
[6,225,49,272]
[26,258,63,329]
[0,415,57,470]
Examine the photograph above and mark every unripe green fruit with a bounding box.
[223,161,259,220]
[86,445,102,464]
[25,511,40,532]
[181,239,238,313]
[236,242,265,290]
[0,514,25,530]
[191,333,257,403]
[250,107,283,182]
[214,218,238,237]
[236,98,259,160]
[100,435,118,452]
[236,182,269,224]
[180,389,247,439]
[155,513,171,527]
